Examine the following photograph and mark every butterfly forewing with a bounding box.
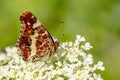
[16,11,59,62]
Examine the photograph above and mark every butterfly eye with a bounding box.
[54,40,59,51]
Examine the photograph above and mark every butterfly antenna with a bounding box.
[56,19,65,40]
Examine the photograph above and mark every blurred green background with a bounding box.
[0,0,120,80]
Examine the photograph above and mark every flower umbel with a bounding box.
[0,35,105,80]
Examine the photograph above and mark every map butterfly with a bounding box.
[16,11,59,62]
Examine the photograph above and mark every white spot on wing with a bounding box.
[31,15,35,19]
[27,22,30,25]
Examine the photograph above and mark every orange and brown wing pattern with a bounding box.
[16,11,59,62]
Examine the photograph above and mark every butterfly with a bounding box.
[16,11,59,62]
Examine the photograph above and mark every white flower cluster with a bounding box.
[0,35,105,80]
